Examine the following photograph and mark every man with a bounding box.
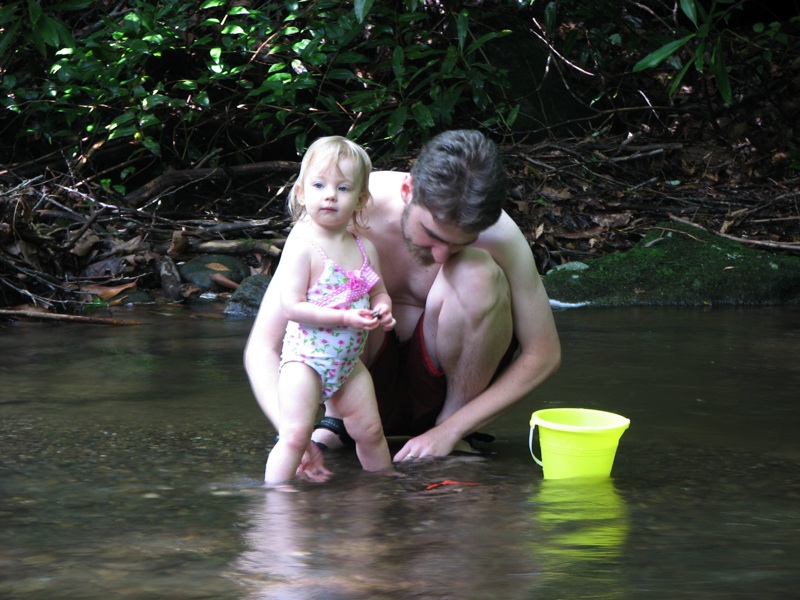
[244,130,560,474]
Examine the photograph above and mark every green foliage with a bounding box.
[0,0,520,185]
[631,0,799,106]
[0,0,88,58]
[632,0,740,104]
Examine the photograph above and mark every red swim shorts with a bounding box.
[369,313,518,436]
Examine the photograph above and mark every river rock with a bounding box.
[223,273,271,317]
[178,254,250,292]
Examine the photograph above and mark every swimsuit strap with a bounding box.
[306,238,331,263]
[353,235,369,267]
[305,234,379,309]
[307,234,368,271]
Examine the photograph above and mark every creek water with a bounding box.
[1,304,798,599]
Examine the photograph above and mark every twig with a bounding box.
[669,215,800,253]
[0,309,140,325]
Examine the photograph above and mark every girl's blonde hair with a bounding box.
[287,136,373,228]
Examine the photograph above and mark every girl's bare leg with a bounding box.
[331,361,391,472]
[264,362,323,484]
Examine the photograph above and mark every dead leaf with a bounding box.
[111,235,143,253]
[591,213,631,228]
[79,281,138,300]
[82,256,131,278]
[205,262,232,272]
[70,233,101,257]
[540,186,572,201]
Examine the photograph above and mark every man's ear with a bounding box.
[400,174,413,205]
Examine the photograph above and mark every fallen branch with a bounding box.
[669,215,800,253]
[124,161,299,207]
[187,238,282,257]
[0,308,139,325]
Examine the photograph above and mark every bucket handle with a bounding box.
[529,423,543,467]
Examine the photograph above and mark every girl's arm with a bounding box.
[362,238,396,331]
[280,235,380,330]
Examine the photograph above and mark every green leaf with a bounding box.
[544,1,557,33]
[221,24,246,35]
[37,15,62,48]
[505,103,520,128]
[108,125,138,141]
[0,20,21,57]
[680,0,698,27]
[387,105,407,137]
[138,113,161,128]
[632,34,695,72]
[49,0,92,9]
[348,112,383,140]
[411,102,434,128]
[711,39,733,104]
[27,0,42,25]
[141,136,161,156]
[392,45,405,80]
[668,58,693,98]
[465,30,507,57]
[354,0,374,24]
[693,39,706,73]
[326,68,355,80]
[456,10,469,51]
[142,94,169,110]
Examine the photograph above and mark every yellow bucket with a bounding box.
[529,408,630,479]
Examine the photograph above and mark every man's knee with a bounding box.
[441,248,510,322]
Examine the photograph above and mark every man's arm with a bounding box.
[243,271,287,429]
[458,212,561,432]
[395,212,561,459]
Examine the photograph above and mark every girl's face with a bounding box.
[296,157,364,230]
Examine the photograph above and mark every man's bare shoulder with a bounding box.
[475,210,528,255]
[369,170,408,204]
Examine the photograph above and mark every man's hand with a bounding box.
[392,426,460,462]
[296,441,332,482]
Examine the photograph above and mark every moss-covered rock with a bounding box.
[543,222,800,306]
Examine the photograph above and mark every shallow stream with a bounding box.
[2,305,798,599]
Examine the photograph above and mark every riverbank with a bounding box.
[541,220,800,307]
[2,134,799,316]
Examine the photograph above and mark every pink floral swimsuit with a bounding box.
[280,235,380,400]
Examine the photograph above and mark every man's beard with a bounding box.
[401,204,435,266]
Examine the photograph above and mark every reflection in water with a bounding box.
[231,461,546,600]
[234,484,403,600]
[530,479,629,597]
[231,471,630,599]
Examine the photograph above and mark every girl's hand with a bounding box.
[344,308,384,330]
[370,303,396,332]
